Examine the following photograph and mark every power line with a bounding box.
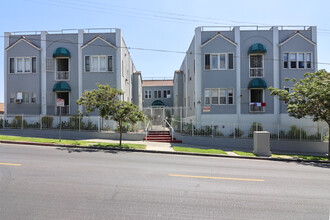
[28,0,330,34]
[1,35,330,66]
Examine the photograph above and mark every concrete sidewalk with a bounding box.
[83,139,175,152]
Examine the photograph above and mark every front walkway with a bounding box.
[83,139,175,152]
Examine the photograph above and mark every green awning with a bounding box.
[53,47,71,58]
[248,43,267,54]
[248,78,267,89]
[152,100,165,106]
[53,81,71,92]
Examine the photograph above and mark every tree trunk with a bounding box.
[328,124,330,160]
[119,120,122,146]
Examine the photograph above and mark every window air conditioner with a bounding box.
[16,99,23,104]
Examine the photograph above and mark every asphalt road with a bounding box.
[0,143,329,220]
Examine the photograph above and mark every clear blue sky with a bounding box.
[1,0,330,103]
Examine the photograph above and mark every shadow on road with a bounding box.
[55,147,125,154]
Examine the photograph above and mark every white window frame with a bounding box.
[249,89,265,113]
[55,58,70,81]
[154,90,162,99]
[204,88,211,105]
[219,88,227,105]
[10,57,37,74]
[249,54,264,78]
[84,55,113,73]
[284,52,313,69]
[228,88,234,105]
[144,90,151,99]
[31,93,37,103]
[205,53,234,70]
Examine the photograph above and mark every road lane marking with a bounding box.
[168,174,264,182]
[0,163,22,166]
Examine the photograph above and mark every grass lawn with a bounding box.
[232,151,256,157]
[0,135,146,150]
[173,146,227,155]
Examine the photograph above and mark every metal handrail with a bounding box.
[144,120,151,141]
[164,119,175,141]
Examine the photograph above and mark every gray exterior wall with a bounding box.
[173,71,184,108]
[6,40,41,115]
[201,31,237,115]
[174,26,317,127]
[5,29,137,116]
[142,85,173,108]
[132,72,143,109]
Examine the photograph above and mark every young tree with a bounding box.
[269,70,330,158]
[77,84,145,146]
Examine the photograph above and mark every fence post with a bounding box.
[277,124,280,140]
[180,107,183,133]
[78,114,81,132]
[192,122,194,136]
[98,116,100,132]
[21,114,24,130]
[233,123,236,139]
[299,125,302,141]
[40,115,42,130]
[211,121,214,138]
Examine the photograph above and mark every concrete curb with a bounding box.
[1,140,329,164]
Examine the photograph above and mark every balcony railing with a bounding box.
[249,103,265,112]
[249,68,263,77]
[57,105,70,115]
[56,71,70,80]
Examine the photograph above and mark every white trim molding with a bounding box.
[201,32,237,47]
[279,31,316,46]
[6,36,41,51]
[81,35,117,50]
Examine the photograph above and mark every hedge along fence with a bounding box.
[172,120,328,142]
[1,114,147,133]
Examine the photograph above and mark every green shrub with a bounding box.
[248,122,263,137]
[42,116,53,128]
[230,128,243,137]
[11,115,27,129]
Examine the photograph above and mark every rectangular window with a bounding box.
[108,56,113,71]
[154,91,157,98]
[250,55,263,77]
[9,58,14,73]
[91,56,98,72]
[145,90,152,99]
[87,55,112,72]
[211,54,219,70]
[228,88,234,104]
[154,90,162,98]
[283,53,288,69]
[228,54,234,69]
[219,89,226,104]
[290,53,297,68]
[85,56,90,72]
[99,56,107,72]
[163,90,167,98]
[205,54,210,70]
[212,89,218,104]
[167,90,171,98]
[24,58,31,72]
[298,53,304,68]
[31,93,37,103]
[204,89,211,105]
[32,57,36,73]
[250,89,264,112]
[220,54,226,69]
[23,92,29,103]
[158,90,161,98]
[10,92,15,103]
[306,53,312,68]
[17,58,23,72]
[205,89,210,105]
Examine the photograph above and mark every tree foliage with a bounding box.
[77,84,145,146]
[269,70,330,158]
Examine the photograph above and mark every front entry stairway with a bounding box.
[144,125,182,143]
